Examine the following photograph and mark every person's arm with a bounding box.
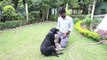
[64,17,73,36]
[68,17,73,32]
[56,18,60,29]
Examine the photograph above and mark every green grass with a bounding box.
[0,22,107,60]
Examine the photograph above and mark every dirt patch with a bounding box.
[98,40,107,44]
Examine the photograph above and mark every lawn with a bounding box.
[0,22,107,60]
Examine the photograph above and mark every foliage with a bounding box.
[2,5,16,17]
[15,13,25,20]
[70,0,79,8]
[97,29,107,40]
[29,11,39,21]
[82,15,92,27]
[51,14,58,21]
[0,0,12,9]
[73,18,80,24]
[71,15,86,20]
[0,20,29,30]
[66,9,71,16]
[0,21,20,29]
[75,20,101,41]
[91,18,101,30]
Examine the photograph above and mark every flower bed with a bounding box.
[75,20,101,41]
[97,29,107,39]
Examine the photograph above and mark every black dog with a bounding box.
[40,28,60,57]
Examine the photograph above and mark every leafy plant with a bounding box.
[92,18,101,30]
[73,18,80,24]
[2,5,16,16]
[0,20,29,30]
[0,21,20,29]
[66,9,71,16]
[0,0,12,9]
[51,14,58,21]
[75,20,101,41]
[83,15,92,27]
[15,13,25,20]
[97,29,107,40]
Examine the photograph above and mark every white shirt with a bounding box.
[56,15,73,33]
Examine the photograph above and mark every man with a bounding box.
[56,7,73,48]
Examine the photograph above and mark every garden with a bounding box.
[0,0,107,60]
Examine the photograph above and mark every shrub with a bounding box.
[15,13,25,20]
[51,14,58,21]
[66,9,71,16]
[73,18,80,24]
[91,18,101,30]
[19,20,28,26]
[0,21,20,29]
[29,11,39,21]
[2,5,16,17]
[75,20,101,41]
[0,20,29,30]
[71,15,86,20]
[82,15,92,27]
[97,29,107,39]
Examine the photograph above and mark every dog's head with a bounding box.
[50,28,59,34]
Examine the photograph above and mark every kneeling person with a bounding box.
[57,7,73,48]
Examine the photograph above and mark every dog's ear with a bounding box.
[56,29,59,31]
[50,28,59,34]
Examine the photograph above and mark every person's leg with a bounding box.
[60,36,69,48]
[57,32,63,43]
[54,34,64,51]
[57,32,70,48]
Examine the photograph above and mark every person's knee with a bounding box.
[60,41,67,48]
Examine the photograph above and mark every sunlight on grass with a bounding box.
[0,22,107,60]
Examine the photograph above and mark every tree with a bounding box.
[12,0,29,20]
[23,0,29,20]
[11,0,19,10]
[28,0,62,22]
[78,0,104,18]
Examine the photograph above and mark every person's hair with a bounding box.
[58,7,66,14]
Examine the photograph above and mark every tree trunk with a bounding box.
[40,9,46,22]
[90,0,96,31]
[88,4,91,14]
[46,8,49,21]
[25,3,29,21]
[91,0,96,20]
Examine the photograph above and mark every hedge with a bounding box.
[75,21,101,41]
[0,19,36,30]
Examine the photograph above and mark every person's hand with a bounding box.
[63,31,70,39]
[63,33,67,39]
[66,31,70,35]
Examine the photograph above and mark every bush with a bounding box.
[2,5,16,21]
[71,15,86,20]
[73,18,80,24]
[66,9,71,16]
[82,15,92,27]
[2,5,16,17]
[91,18,101,30]
[0,20,29,30]
[97,29,107,40]
[19,20,28,26]
[0,21,20,29]
[15,13,25,20]
[29,11,39,21]
[51,14,58,21]
[75,21,101,41]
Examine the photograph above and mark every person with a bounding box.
[56,7,73,48]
